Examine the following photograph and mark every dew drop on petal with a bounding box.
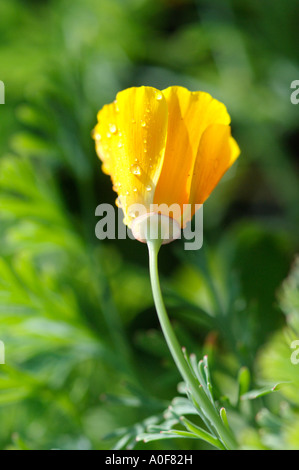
[141,120,146,127]
[129,210,137,219]
[101,164,110,175]
[113,181,121,191]
[130,164,141,175]
[92,129,101,140]
[115,197,122,208]
[146,185,152,192]
[156,92,163,100]
[109,124,117,134]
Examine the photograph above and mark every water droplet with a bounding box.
[128,209,137,219]
[115,197,122,208]
[109,123,117,134]
[130,164,141,176]
[92,129,101,140]
[113,181,121,191]
[146,185,152,192]
[156,92,163,100]
[118,142,123,148]
[141,120,146,127]
[106,132,111,138]
[134,158,138,162]
[143,139,147,144]
[102,164,110,175]
[133,187,138,192]
[132,118,136,124]
[125,191,130,196]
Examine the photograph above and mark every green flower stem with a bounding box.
[147,238,238,450]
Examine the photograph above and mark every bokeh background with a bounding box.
[1,0,299,450]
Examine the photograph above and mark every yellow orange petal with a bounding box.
[187,124,240,222]
[93,87,168,225]
[154,86,231,224]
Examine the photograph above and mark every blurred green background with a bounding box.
[0,0,299,450]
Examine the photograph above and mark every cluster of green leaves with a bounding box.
[0,0,299,450]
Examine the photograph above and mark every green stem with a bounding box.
[147,238,238,450]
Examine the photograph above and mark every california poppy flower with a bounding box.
[92,87,240,449]
[93,86,240,231]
